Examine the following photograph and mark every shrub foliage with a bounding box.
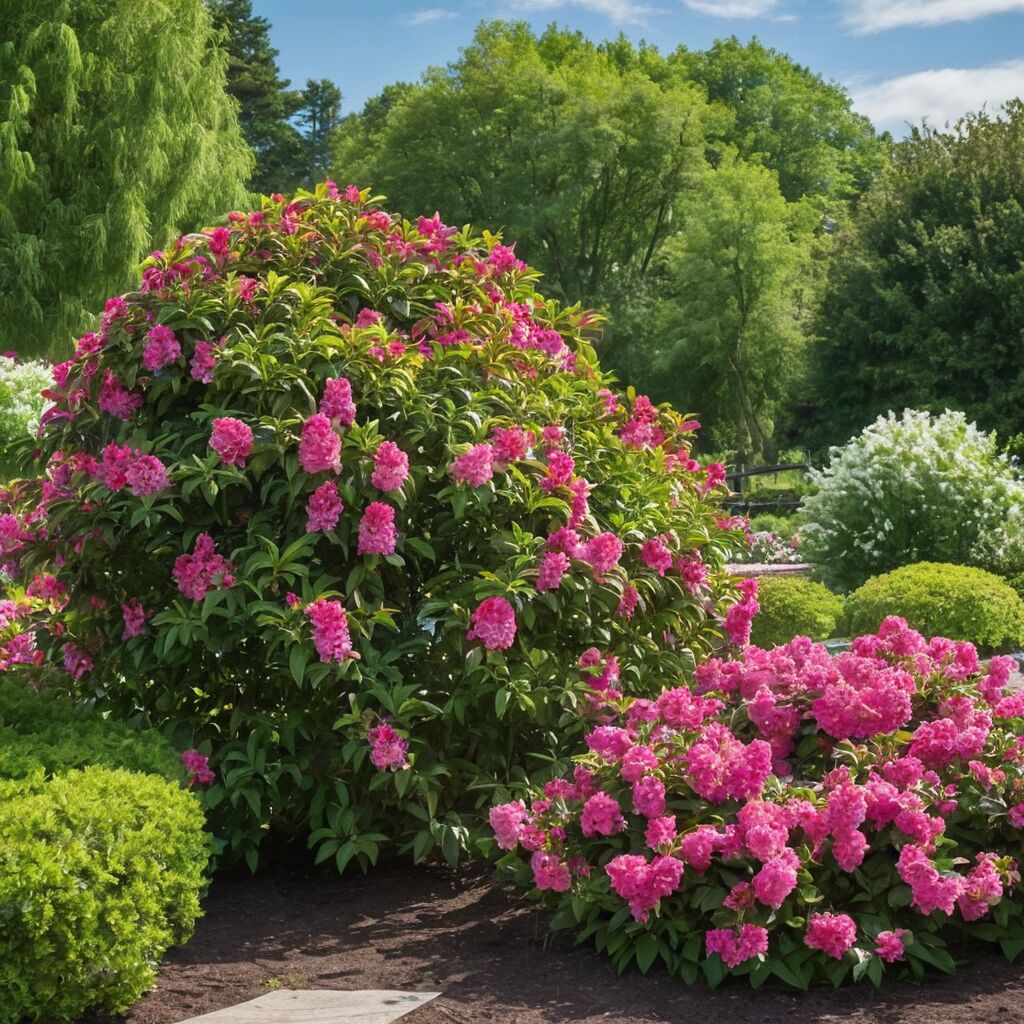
[491,619,1024,989]
[749,575,842,648]
[842,563,1024,654]
[0,184,746,870]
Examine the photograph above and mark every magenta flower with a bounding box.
[320,377,356,427]
[804,912,857,959]
[181,749,215,786]
[142,324,181,371]
[580,532,623,581]
[306,480,343,533]
[190,341,217,383]
[706,925,769,969]
[125,454,170,497]
[875,929,907,963]
[173,533,235,601]
[536,550,570,592]
[449,443,494,487]
[371,440,409,491]
[357,501,397,555]
[368,723,409,771]
[209,417,253,469]
[122,599,146,640]
[305,598,354,663]
[466,595,516,651]
[299,413,341,474]
[98,370,142,421]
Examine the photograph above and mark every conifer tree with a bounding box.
[0,0,253,357]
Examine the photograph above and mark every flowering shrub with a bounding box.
[491,617,1024,989]
[842,563,1024,654]
[802,409,1024,592]
[737,530,803,565]
[0,183,745,871]
[749,576,843,648]
[0,355,50,472]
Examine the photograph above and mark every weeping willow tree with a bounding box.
[0,0,254,358]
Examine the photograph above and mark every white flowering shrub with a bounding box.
[0,356,49,470]
[801,410,1024,592]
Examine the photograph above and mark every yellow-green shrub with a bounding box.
[749,575,842,648]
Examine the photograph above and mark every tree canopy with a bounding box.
[0,0,253,357]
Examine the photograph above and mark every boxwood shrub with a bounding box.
[749,575,842,648]
[842,562,1024,653]
[0,680,208,1024]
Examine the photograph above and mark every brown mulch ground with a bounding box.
[91,862,1024,1024]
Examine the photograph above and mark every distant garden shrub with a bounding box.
[0,355,49,471]
[749,576,842,647]
[0,183,746,872]
[801,410,1024,592]
[842,563,1024,653]
[492,619,1024,989]
[0,766,207,1024]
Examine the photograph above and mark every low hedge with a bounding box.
[842,562,1024,652]
[749,575,842,648]
[0,681,208,1024]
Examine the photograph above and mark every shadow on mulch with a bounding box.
[84,861,1024,1024]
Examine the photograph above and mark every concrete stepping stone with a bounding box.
[177,989,440,1024]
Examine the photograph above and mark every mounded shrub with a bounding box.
[491,618,1024,989]
[801,409,1024,592]
[0,355,49,473]
[0,766,207,1024]
[748,576,842,648]
[0,183,746,870]
[842,563,1024,653]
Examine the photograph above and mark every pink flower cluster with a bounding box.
[299,413,341,473]
[467,596,517,651]
[368,723,409,771]
[305,598,354,662]
[449,443,494,487]
[357,501,397,555]
[306,480,343,533]
[209,417,253,468]
[173,533,235,600]
[371,441,409,491]
[142,325,181,371]
[99,443,170,497]
[181,749,215,786]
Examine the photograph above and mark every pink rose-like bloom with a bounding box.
[875,929,907,963]
[320,377,356,427]
[305,598,354,662]
[181,749,215,786]
[490,425,533,468]
[581,532,623,581]
[752,848,800,908]
[210,417,253,468]
[641,535,673,576]
[706,925,769,969]
[62,643,93,680]
[531,851,572,893]
[122,599,146,640]
[98,370,142,421]
[173,533,235,601]
[190,341,217,383]
[299,413,341,474]
[617,584,640,620]
[536,550,570,592]
[804,912,857,960]
[142,324,181,371]
[958,853,1003,921]
[605,853,684,922]
[632,775,666,818]
[490,800,528,851]
[467,596,517,651]
[371,441,409,491]
[100,443,134,491]
[357,501,398,555]
[646,815,677,850]
[125,454,170,497]
[581,792,625,837]
[368,723,409,771]
[306,480,344,533]
[449,443,494,487]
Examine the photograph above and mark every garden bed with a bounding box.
[84,862,1024,1024]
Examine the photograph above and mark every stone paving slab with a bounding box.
[177,989,439,1024]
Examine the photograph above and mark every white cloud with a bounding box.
[682,0,785,17]
[502,0,662,24]
[849,61,1024,134]
[400,7,459,26]
[841,0,1024,34]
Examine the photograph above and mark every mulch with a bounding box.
[81,860,1024,1024]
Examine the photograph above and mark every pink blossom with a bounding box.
[957,853,1003,921]
[875,929,907,963]
[467,596,517,651]
[306,480,343,532]
[173,533,235,601]
[632,775,666,818]
[182,749,215,786]
[98,370,142,421]
[897,844,963,916]
[490,801,528,850]
[122,599,146,639]
[371,441,409,491]
[100,443,134,491]
[190,341,217,383]
[580,792,625,837]
[62,642,93,679]
[368,723,409,770]
[536,550,570,592]
[752,848,800,908]
[305,598,354,662]
[645,815,677,849]
[142,324,181,371]
[320,378,356,427]
[210,417,253,468]
[299,413,341,474]
[449,443,494,487]
[357,501,398,555]
[580,533,623,581]
[706,925,769,968]
[125,454,170,497]
[490,425,533,468]
[531,851,572,892]
[804,912,857,959]
[641,535,673,576]
[617,584,640,620]
[605,853,683,922]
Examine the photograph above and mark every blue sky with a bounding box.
[252,0,1024,136]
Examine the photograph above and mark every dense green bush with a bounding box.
[0,766,207,1024]
[0,676,183,780]
[842,563,1024,652]
[801,410,1024,592]
[0,184,745,872]
[748,513,800,541]
[749,575,842,647]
